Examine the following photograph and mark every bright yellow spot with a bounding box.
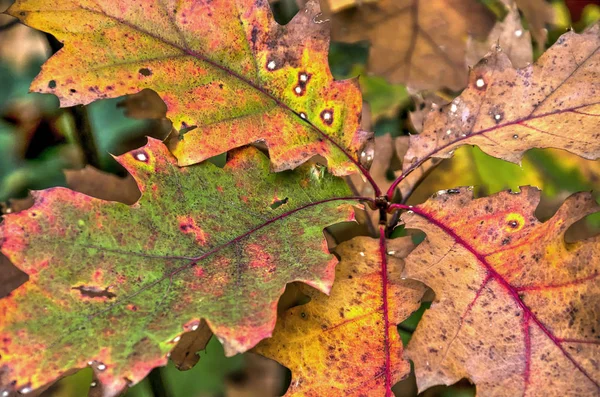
[505,213,525,232]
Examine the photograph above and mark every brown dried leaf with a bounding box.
[403,25,600,175]
[402,187,599,395]
[514,0,555,49]
[330,0,495,91]
[466,3,533,68]
[169,320,213,371]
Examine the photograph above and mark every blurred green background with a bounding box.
[0,0,598,396]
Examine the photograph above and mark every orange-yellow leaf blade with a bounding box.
[254,236,425,396]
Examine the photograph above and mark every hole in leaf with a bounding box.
[72,285,116,300]
[270,197,289,210]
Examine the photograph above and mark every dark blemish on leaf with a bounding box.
[320,109,334,126]
[70,89,77,93]
[219,83,224,89]
[48,80,57,89]
[508,220,519,228]
[19,11,26,16]
[270,197,288,210]
[139,68,152,77]
[446,189,460,194]
[72,285,116,300]
[300,312,306,318]
[250,25,259,46]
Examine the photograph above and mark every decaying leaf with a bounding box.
[64,166,141,205]
[0,138,356,396]
[7,0,368,176]
[513,0,555,49]
[466,3,533,69]
[254,236,425,396]
[403,25,600,177]
[329,0,495,91]
[402,186,599,395]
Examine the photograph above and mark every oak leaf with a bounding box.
[466,3,533,69]
[7,0,368,176]
[0,138,356,396]
[254,236,425,396]
[402,186,599,395]
[329,0,495,91]
[403,25,600,176]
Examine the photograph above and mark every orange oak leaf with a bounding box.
[402,25,600,177]
[329,0,495,91]
[400,187,599,395]
[7,0,368,176]
[254,235,425,396]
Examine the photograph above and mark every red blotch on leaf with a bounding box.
[178,216,208,246]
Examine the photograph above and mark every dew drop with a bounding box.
[191,324,199,331]
[167,352,171,358]
[461,133,466,137]
[299,73,308,82]
[90,382,97,388]
[19,387,31,395]
[387,251,396,255]
[450,104,457,113]
[300,112,307,119]
[512,134,519,139]
[172,336,181,343]
[515,29,523,37]
[401,277,406,280]
[267,60,276,70]
[87,361,94,366]
[476,78,485,88]
[97,363,107,371]
[135,152,148,162]
[322,111,332,121]
[494,114,502,121]
[2,391,8,397]
[294,86,302,94]
[359,252,365,257]
[446,129,452,135]
[407,210,414,215]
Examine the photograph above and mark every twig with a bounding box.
[72,104,102,169]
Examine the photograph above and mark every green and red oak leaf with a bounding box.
[400,187,599,396]
[402,24,600,179]
[254,236,426,396]
[7,0,368,176]
[0,138,358,396]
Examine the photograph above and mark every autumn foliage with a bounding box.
[0,0,598,396]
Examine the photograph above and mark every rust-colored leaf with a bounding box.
[329,0,495,91]
[0,138,356,396]
[254,236,425,396]
[403,25,600,176]
[401,187,599,395]
[7,0,368,176]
